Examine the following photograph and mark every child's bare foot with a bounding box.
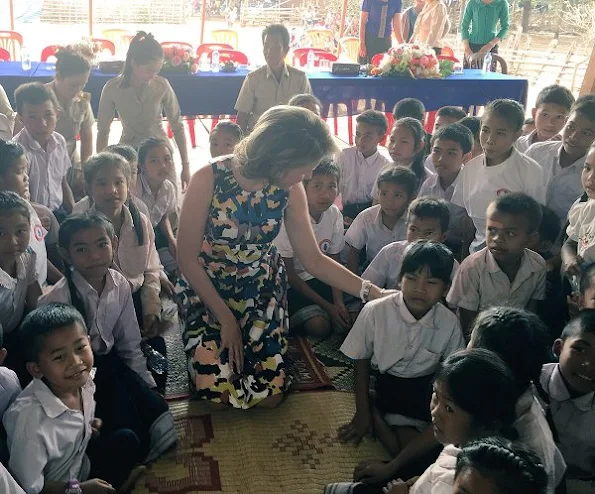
[118,465,146,493]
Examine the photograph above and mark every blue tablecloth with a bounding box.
[0,61,528,117]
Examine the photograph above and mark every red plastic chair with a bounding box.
[209,49,248,65]
[438,55,460,63]
[0,47,10,61]
[441,46,455,58]
[0,31,23,60]
[371,53,386,66]
[41,45,60,62]
[91,38,116,56]
[161,41,194,52]
[196,43,233,59]
[298,51,337,67]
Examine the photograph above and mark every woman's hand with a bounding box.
[220,316,244,374]
[181,165,191,192]
[354,459,394,484]
[358,42,367,58]
[80,479,115,493]
[563,254,583,278]
[464,44,473,58]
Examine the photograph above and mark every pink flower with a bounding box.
[411,57,420,66]
[182,52,190,62]
[171,55,182,66]
[419,55,430,68]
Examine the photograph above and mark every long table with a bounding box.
[0,61,528,117]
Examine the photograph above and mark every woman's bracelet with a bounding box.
[360,279,372,303]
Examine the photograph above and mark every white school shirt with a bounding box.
[526,140,585,225]
[370,161,435,199]
[0,463,25,494]
[38,268,156,388]
[541,363,595,479]
[409,444,460,494]
[337,147,392,206]
[14,128,71,211]
[514,385,567,494]
[341,291,465,377]
[451,150,546,252]
[418,172,469,248]
[446,246,546,312]
[0,367,21,418]
[27,204,48,287]
[274,204,344,281]
[516,129,539,153]
[0,248,36,333]
[362,240,459,289]
[566,199,595,264]
[345,204,408,263]
[3,377,95,494]
[135,174,177,228]
[72,199,162,317]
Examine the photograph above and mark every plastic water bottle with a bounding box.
[199,53,210,72]
[141,341,168,375]
[21,47,31,71]
[211,49,220,73]
[307,50,315,72]
[482,52,493,73]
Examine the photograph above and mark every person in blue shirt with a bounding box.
[401,0,425,43]
[358,0,404,64]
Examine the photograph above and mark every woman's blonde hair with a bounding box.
[235,105,337,185]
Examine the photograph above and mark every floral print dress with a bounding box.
[175,157,291,409]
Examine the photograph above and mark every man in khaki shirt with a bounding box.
[234,24,312,133]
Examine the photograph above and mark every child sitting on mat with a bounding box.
[209,121,243,159]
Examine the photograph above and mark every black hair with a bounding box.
[84,152,144,245]
[212,120,243,141]
[436,106,467,121]
[399,240,453,284]
[470,307,552,397]
[459,116,481,142]
[537,205,561,245]
[120,32,163,88]
[535,84,575,112]
[524,117,535,125]
[55,49,92,79]
[105,144,138,164]
[304,157,340,187]
[0,190,30,219]
[14,82,59,114]
[137,137,172,171]
[436,349,518,437]
[376,165,418,200]
[483,99,526,133]
[490,192,543,234]
[0,139,25,174]
[408,197,450,233]
[570,94,595,123]
[58,211,115,321]
[561,308,595,339]
[261,24,290,50]
[393,98,426,123]
[356,110,389,136]
[579,264,595,295]
[455,437,548,494]
[431,123,474,155]
[19,303,88,363]
[392,117,427,184]
[288,93,322,111]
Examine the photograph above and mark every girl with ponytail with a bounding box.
[96,31,191,189]
[38,210,176,463]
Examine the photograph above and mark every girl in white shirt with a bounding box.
[382,348,519,494]
[387,118,429,187]
[453,437,549,494]
[38,211,176,463]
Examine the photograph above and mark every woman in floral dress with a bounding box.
[176,106,389,409]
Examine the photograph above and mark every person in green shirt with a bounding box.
[461,0,509,65]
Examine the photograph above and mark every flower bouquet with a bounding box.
[369,44,454,79]
[162,45,199,74]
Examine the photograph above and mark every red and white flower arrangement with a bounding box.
[370,44,454,79]
[162,45,199,73]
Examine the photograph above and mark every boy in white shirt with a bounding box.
[345,166,418,274]
[526,95,595,230]
[418,123,474,258]
[338,242,464,452]
[447,193,546,338]
[424,106,467,174]
[337,110,391,225]
[3,303,144,494]
[274,160,348,337]
[13,83,74,221]
[451,99,546,253]
[363,197,455,289]
[459,116,482,159]
[541,310,595,486]
[516,84,575,153]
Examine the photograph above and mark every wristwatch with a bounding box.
[65,480,83,494]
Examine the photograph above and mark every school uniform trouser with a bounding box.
[359,33,392,65]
